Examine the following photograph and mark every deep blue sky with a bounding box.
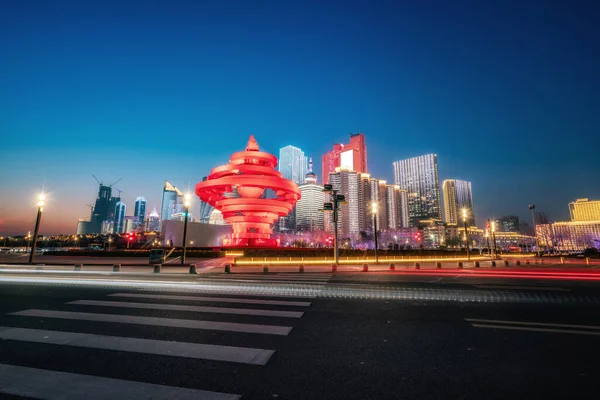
[1,0,599,234]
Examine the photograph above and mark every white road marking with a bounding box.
[108,293,312,307]
[0,363,239,399]
[471,324,600,336]
[465,318,600,330]
[0,326,274,365]
[68,300,304,318]
[11,309,292,335]
[473,285,570,291]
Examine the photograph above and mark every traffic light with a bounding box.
[335,194,345,202]
[323,184,333,192]
[414,231,422,242]
[323,202,333,210]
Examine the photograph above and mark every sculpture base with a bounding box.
[223,237,280,247]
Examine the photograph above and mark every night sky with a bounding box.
[1,0,599,235]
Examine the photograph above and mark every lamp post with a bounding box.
[529,204,538,255]
[485,229,490,255]
[372,201,379,263]
[321,185,344,265]
[28,194,45,264]
[181,194,191,264]
[491,220,498,258]
[462,208,470,260]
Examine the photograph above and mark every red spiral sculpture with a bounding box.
[195,135,301,247]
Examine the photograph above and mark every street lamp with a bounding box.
[372,201,379,263]
[181,194,191,264]
[29,194,45,264]
[107,237,112,251]
[484,229,490,255]
[462,208,470,260]
[491,220,498,258]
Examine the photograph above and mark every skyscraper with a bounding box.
[114,201,126,234]
[322,133,368,184]
[385,185,410,229]
[160,181,184,223]
[442,179,474,225]
[327,168,360,237]
[296,159,325,231]
[279,145,308,184]
[134,197,147,230]
[393,154,441,225]
[146,208,160,231]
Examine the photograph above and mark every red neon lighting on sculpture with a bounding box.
[195,135,301,247]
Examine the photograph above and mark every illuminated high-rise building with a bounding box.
[114,201,126,234]
[322,133,367,184]
[393,154,441,225]
[569,198,600,222]
[296,158,325,231]
[442,179,474,225]
[160,181,184,222]
[327,168,360,237]
[146,208,160,231]
[134,197,147,229]
[385,185,409,229]
[279,145,308,185]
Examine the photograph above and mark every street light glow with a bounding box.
[184,194,191,207]
[371,201,378,214]
[37,193,45,208]
[462,208,467,220]
[491,221,496,232]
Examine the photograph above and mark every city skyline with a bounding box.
[2,1,600,235]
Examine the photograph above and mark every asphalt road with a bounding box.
[0,272,599,399]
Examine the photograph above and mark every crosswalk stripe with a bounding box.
[0,363,240,399]
[108,293,312,307]
[11,309,292,336]
[211,274,331,280]
[0,326,274,365]
[68,300,304,318]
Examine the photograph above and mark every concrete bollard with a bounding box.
[298,265,304,273]
[474,261,480,268]
[362,264,369,272]
[113,264,120,272]
[263,264,269,274]
[516,260,521,266]
[331,264,337,273]
[153,264,161,273]
[491,261,496,267]
[457,261,463,268]
[436,262,442,269]
[560,257,564,264]
[414,262,420,269]
[586,257,590,265]
[389,263,395,271]
[526,259,530,265]
[224,264,231,274]
[189,265,197,274]
[74,264,82,272]
[504,260,510,267]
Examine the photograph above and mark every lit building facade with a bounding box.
[114,201,126,234]
[569,198,600,222]
[385,184,409,230]
[393,154,441,225]
[134,197,147,230]
[279,145,308,184]
[322,133,367,184]
[160,181,184,223]
[296,162,324,231]
[146,208,160,231]
[327,168,360,237]
[442,179,474,225]
[537,221,600,251]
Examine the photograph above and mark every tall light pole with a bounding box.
[484,229,490,255]
[462,208,470,260]
[372,201,379,263]
[29,194,45,264]
[181,194,191,264]
[491,220,498,258]
[529,204,538,255]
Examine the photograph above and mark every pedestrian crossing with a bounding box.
[0,285,316,399]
